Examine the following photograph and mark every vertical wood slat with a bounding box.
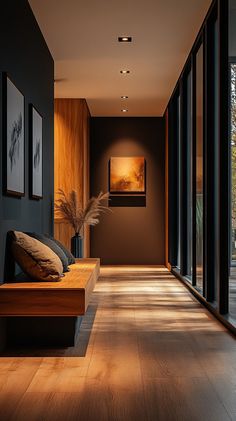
[54,99,90,256]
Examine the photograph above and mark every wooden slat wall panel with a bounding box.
[54,99,90,255]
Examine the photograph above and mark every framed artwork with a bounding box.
[3,74,25,196]
[29,105,43,199]
[109,156,146,194]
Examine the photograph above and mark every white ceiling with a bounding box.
[29,0,212,116]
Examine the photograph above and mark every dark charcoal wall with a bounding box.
[0,1,54,348]
[90,117,165,265]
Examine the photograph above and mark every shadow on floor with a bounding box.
[1,304,98,358]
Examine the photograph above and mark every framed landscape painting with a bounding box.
[109,156,146,194]
[3,75,25,196]
[29,105,43,199]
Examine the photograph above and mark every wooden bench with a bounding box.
[0,258,100,346]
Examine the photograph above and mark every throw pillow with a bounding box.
[26,232,69,272]
[10,231,64,282]
[44,234,76,265]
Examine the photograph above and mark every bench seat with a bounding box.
[0,258,100,317]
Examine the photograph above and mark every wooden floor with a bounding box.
[1,266,236,420]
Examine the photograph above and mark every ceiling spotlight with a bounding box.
[120,70,130,74]
[118,36,132,42]
[121,96,128,99]
[121,109,128,112]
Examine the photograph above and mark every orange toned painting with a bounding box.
[109,157,145,193]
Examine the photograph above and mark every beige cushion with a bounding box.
[11,231,63,282]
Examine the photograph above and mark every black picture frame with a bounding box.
[29,104,43,199]
[2,73,25,197]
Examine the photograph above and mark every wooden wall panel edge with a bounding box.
[54,99,91,255]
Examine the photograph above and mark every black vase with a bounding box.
[71,234,83,258]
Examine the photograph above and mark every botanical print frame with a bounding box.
[3,74,25,196]
[109,156,146,194]
[29,105,43,199]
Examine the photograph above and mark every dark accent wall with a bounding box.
[90,117,165,265]
[0,1,54,348]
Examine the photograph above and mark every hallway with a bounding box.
[0,267,235,420]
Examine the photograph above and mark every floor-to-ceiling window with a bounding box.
[168,0,236,331]
[195,42,204,294]
[212,14,219,305]
[204,6,219,306]
[230,62,236,317]
[186,69,193,281]
[231,64,236,262]
[229,0,236,318]
[177,94,181,269]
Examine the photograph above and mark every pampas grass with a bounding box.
[55,189,111,235]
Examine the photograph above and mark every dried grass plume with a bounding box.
[55,189,111,235]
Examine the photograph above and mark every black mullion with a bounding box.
[168,98,178,266]
[180,80,188,275]
[192,53,197,287]
[205,6,218,302]
[218,0,229,314]
[203,29,207,298]
[204,21,211,301]
[176,90,181,269]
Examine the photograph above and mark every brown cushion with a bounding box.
[10,231,64,282]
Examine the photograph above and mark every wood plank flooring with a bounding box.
[1,266,236,420]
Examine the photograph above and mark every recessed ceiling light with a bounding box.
[121,96,128,99]
[118,36,132,42]
[120,70,130,74]
[121,109,128,112]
